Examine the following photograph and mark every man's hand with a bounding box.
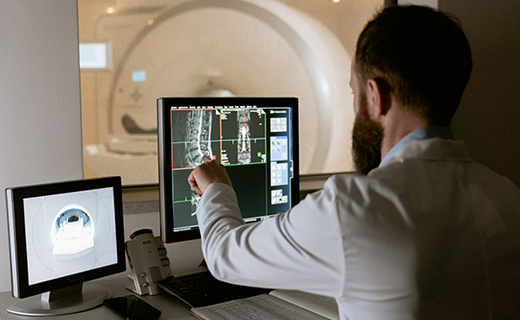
[188,156,232,197]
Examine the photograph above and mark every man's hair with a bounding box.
[355,5,472,126]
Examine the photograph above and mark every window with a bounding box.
[78,0,381,186]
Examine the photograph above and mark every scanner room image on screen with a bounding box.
[22,188,117,286]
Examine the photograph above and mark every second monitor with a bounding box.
[157,97,299,244]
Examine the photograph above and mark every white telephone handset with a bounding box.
[125,229,172,295]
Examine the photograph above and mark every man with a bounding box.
[188,5,520,320]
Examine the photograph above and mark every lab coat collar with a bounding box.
[381,127,455,165]
[382,137,473,166]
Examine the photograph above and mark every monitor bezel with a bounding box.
[157,97,300,244]
[5,176,126,299]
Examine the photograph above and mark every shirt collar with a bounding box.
[380,126,454,165]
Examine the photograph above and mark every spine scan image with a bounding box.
[171,107,267,225]
[237,109,251,164]
[186,110,214,166]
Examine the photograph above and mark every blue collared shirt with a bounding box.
[380,126,454,165]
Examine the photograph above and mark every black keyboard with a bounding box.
[158,272,270,307]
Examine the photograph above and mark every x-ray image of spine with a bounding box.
[186,110,213,166]
[221,109,266,165]
[238,109,252,164]
[190,194,201,216]
[171,109,220,217]
[172,109,220,169]
[172,169,201,225]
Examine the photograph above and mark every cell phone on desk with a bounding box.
[104,295,161,320]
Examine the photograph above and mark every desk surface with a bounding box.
[0,276,194,320]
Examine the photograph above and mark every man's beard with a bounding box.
[351,92,384,175]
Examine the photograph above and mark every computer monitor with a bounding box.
[157,97,299,244]
[5,176,125,316]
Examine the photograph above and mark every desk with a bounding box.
[0,276,194,320]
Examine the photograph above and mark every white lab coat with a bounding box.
[197,138,520,320]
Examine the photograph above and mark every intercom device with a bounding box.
[125,229,172,295]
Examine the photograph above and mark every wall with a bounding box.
[0,1,84,292]
[401,0,520,188]
[399,0,438,8]
[442,0,520,187]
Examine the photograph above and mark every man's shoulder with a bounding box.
[323,138,519,201]
[388,138,471,164]
[322,172,397,201]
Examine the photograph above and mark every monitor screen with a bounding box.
[5,177,125,316]
[157,97,299,243]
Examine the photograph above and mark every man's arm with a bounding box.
[195,181,345,297]
[188,157,344,296]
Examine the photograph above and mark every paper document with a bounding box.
[191,290,339,320]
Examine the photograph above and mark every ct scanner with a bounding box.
[83,0,354,185]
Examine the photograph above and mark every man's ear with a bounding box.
[366,78,391,119]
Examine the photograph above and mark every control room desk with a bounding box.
[0,276,194,320]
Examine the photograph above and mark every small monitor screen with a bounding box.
[6,177,125,300]
[24,188,117,285]
[157,97,299,243]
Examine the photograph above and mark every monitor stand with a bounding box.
[7,283,111,317]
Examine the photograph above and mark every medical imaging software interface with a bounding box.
[22,188,118,286]
[170,105,295,232]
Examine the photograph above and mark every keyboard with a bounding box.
[158,271,270,307]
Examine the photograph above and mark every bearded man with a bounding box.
[188,5,520,319]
